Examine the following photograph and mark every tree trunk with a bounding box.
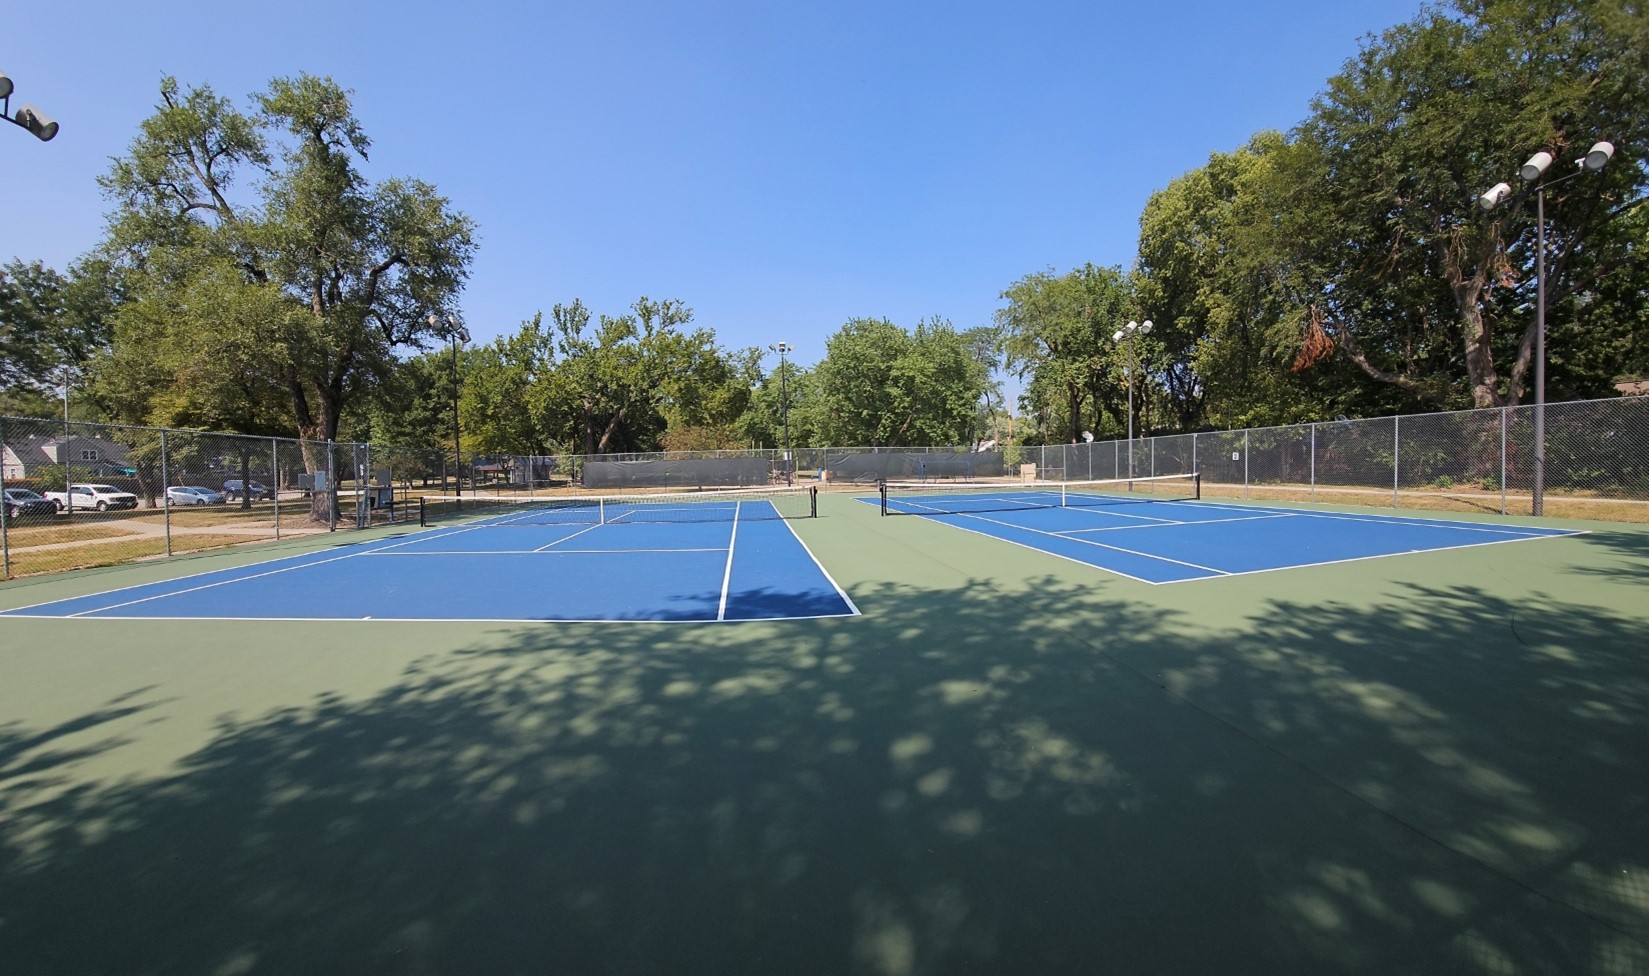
[1453,273,1504,409]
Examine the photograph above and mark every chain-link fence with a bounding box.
[0,416,414,579]
[4,396,1646,577]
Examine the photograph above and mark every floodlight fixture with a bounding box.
[428,312,468,495]
[1478,135,1620,515]
[1,71,59,142]
[768,342,796,483]
[15,105,57,141]
[1583,141,1614,171]
[1520,151,1554,182]
[1114,319,1157,478]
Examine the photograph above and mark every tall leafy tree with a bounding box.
[1288,0,1649,409]
[459,314,557,457]
[996,266,1130,443]
[97,74,476,512]
[0,258,120,414]
[1134,134,1375,429]
[536,298,736,455]
[811,317,989,447]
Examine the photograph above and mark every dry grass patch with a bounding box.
[5,533,254,578]
[1,522,144,546]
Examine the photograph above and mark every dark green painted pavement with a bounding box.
[2,492,1645,975]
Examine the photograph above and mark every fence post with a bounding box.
[327,440,337,532]
[1192,432,1198,478]
[359,443,371,529]
[272,438,281,540]
[161,429,172,558]
[1393,415,1401,508]
[1243,430,1250,499]
[1,416,10,579]
[1309,423,1316,501]
[1499,407,1508,516]
[63,409,75,519]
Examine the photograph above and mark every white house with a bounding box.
[1,433,134,480]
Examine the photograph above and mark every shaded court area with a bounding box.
[0,493,1646,974]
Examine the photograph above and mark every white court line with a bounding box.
[0,610,863,623]
[0,520,498,616]
[1154,531,1589,585]
[717,502,741,621]
[1183,498,1571,537]
[895,514,1171,584]
[927,509,1229,575]
[773,506,863,618]
[533,522,603,552]
[1057,513,1298,535]
[889,491,1065,517]
[363,547,727,556]
[57,522,505,618]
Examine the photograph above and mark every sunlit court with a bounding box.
[4,484,1646,975]
[1,486,856,622]
[6,0,1649,972]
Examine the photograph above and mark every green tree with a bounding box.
[0,258,120,414]
[534,298,734,455]
[97,74,476,514]
[742,360,817,451]
[811,317,989,447]
[1134,134,1370,429]
[1288,0,1649,409]
[996,266,1130,443]
[460,315,557,457]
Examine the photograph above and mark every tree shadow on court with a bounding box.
[1570,527,1649,582]
[1,576,1646,976]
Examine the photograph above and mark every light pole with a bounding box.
[768,342,794,485]
[1111,319,1152,481]
[1479,140,1613,516]
[0,71,59,141]
[428,313,469,496]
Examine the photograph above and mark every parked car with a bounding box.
[43,483,141,513]
[3,487,59,522]
[165,485,226,506]
[222,479,275,501]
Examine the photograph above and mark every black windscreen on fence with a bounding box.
[581,458,772,488]
[826,451,1004,483]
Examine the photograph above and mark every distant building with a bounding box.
[1,434,134,480]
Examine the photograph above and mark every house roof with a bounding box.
[2,434,133,469]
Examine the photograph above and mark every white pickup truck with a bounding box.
[43,483,141,513]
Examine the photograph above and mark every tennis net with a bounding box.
[419,485,817,527]
[880,472,1200,516]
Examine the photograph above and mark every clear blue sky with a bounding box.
[7,0,1422,381]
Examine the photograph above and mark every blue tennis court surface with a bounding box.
[871,487,1583,584]
[2,500,858,622]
